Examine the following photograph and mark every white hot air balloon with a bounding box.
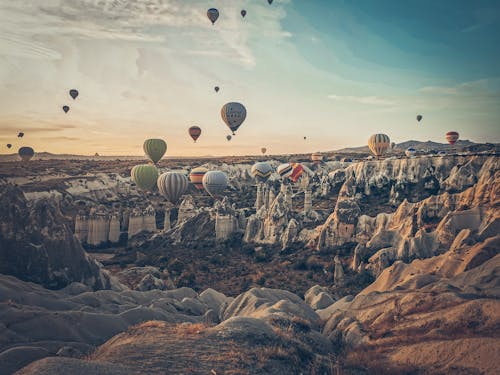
[202,171,228,198]
[157,172,188,204]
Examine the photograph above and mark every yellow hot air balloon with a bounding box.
[131,164,159,190]
[368,134,390,158]
[143,139,167,164]
[189,166,208,190]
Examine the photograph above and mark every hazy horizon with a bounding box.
[1,0,499,156]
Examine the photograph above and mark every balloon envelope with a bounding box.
[221,102,246,134]
[416,114,423,122]
[189,126,202,142]
[226,135,232,141]
[131,164,158,190]
[251,162,272,182]
[368,134,390,157]
[7,144,12,149]
[290,163,304,183]
[157,172,188,204]
[143,139,167,164]
[268,0,273,4]
[311,152,323,164]
[63,105,70,113]
[241,10,246,17]
[277,163,293,179]
[207,8,219,24]
[405,147,417,157]
[261,147,267,154]
[202,171,228,198]
[189,167,208,190]
[18,146,34,161]
[214,86,220,92]
[69,89,79,100]
[18,132,24,138]
[446,131,459,145]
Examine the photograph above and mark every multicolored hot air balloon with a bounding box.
[189,126,202,142]
[416,114,423,122]
[277,163,293,179]
[157,172,188,204]
[368,134,390,158]
[69,89,79,100]
[131,164,158,190]
[221,102,246,135]
[251,162,272,183]
[18,146,34,161]
[63,105,70,113]
[202,171,228,198]
[261,147,267,154]
[207,8,219,25]
[290,163,304,182]
[405,147,417,157]
[311,152,323,164]
[18,132,24,138]
[226,135,232,141]
[446,131,459,145]
[6,144,12,149]
[277,163,304,183]
[241,10,247,17]
[189,167,208,190]
[214,86,220,93]
[143,139,167,164]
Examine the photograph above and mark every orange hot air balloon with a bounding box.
[290,163,304,183]
[445,131,459,145]
[189,126,202,142]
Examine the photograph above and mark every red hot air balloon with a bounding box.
[189,126,202,142]
[446,131,459,145]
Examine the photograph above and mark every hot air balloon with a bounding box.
[6,144,12,149]
[303,136,307,140]
[368,134,390,158]
[446,131,459,145]
[214,86,220,93]
[416,114,423,122]
[261,147,267,154]
[18,146,34,161]
[290,163,304,182]
[143,139,167,164]
[226,135,232,141]
[18,132,24,138]
[207,8,219,25]
[268,0,273,4]
[241,10,247,17]
[69,89,79,100]
[63,105,70,113]
[277,163,293,180]
[157,172,188,204]
[189,167,208,190]
[131,164,159,190]
[251,162,272,183]
[202,171,228,198]
[405,147,417,157]
[221,102,246,135]
[311,152,323,164]
[189,126,202,142]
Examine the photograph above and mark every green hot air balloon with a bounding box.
[143,139,167,164]
[131,164,159,190]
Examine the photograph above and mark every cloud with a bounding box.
[0,123,78,134]
[327,94,395,105]
[419,78,500,96]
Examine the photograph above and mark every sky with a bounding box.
[0,0,499,156]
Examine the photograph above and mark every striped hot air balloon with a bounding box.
[143,139,167,164]
[131,164,158,190]
[311,152,323,164]
[277,163,293,179]
[202,171,228,198]
[221,102,246,135]
[189,126,202,142]
[368,134,391,158]
[251,162,272,183]
[18,146,34,161]
[189,167,208,190]
[290,163,304,183]
[157,172,188,204]
[445,131,459,145]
